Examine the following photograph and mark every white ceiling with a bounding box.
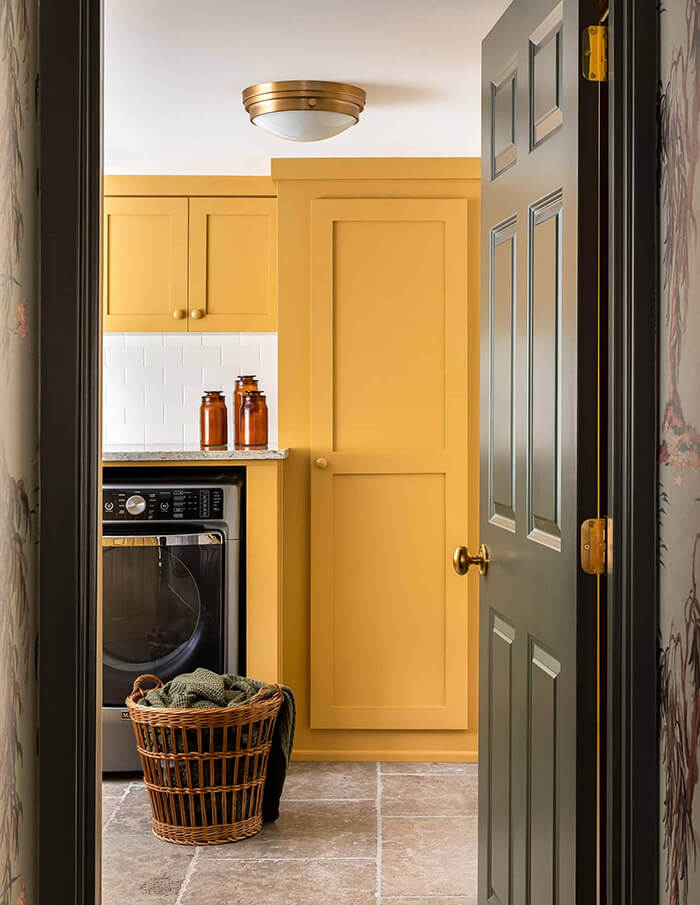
[104,0,512,175]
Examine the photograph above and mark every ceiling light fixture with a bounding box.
[242,80,366,142]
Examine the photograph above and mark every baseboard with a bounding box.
[291,749,479,763]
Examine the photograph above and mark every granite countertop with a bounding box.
[103,444,289,462]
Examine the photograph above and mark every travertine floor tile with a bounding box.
[381,898,475,904]
[381,816,477,897]
[181,857,376,905]
[102,834,194,905]
[198,800,376,860]
[380,762,478,775]
[104,784,153,835]
[381,773,478,817]
[283,761,377,800]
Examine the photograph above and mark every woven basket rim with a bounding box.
[125,677,284,716]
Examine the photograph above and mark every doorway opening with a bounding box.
[38,1,661,904]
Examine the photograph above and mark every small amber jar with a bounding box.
[200,391,228,449]
[238,390,268,449]
[233,375,258,446]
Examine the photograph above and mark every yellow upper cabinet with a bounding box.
[103,196,189,332]
[188,197,277,332]
[102,177,277,332]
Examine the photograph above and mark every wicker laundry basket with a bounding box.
[126,674,284,845]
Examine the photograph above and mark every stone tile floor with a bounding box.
[103,762,478,905]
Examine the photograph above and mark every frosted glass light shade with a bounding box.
[242,81,366,144]
[252,109,357,142]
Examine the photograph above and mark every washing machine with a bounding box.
[101,477,241,771]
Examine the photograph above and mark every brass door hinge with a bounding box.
[582,25,608,82]
[580,517,607,575]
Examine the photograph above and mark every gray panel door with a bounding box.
[478,1,599,903]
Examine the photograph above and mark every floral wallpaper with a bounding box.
[658,1,700,904]
[0,2,38,905]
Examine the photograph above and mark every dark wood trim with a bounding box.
[39,0,102,902]
[606,0,659,903]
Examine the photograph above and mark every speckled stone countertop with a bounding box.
[103,444,289,462]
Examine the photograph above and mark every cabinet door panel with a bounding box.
[189,197,277,332]
[310,198,470,730]
[103,197,188,332]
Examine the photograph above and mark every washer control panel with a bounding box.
[103,487,224,521]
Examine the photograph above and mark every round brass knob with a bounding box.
[314,457,328,470]
[190,308,204,320]
[453,544,489,576]
[172,308,186,320]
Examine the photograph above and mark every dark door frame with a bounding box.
[37,1,659,903]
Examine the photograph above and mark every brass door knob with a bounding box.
[190,308,204,319]
[453,544,489,576]
[314,457,328,469]
[172,308,186,320]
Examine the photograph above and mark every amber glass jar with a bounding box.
[238,390,268,449]
[233,375,258,446]
[200,391,228,449]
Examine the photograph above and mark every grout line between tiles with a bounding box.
[381,814,474,819]
[102,781,138,833]
[379,771,477,776]
[200,856,377,863]
[282,797,376,802]
[376,761,382,903]
[174,845,200,905]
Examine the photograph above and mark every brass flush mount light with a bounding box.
[242,80,366,142]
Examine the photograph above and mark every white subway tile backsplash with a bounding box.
[163,333,203,348]
[144,382,185,406]
[105,346,144,370]
[202,333,240,348]
[201,366,231,389]
[125,403,164,425]
[103,333,126,350]
[125,333,164,348]
[186,345,224,369]
[103,332,278,447]
[145,422,184,444]
[221,344,261,373]
[143,346,184,369]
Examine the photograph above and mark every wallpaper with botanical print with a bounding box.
[0,2,38,905]
[658,1,700,904]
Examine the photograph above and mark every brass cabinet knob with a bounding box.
[172,308,186,320]
[314,457,329,470]
[453,544,489,576]
[190,308,204,320]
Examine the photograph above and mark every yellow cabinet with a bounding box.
[189,198,277,332]
[102,179,277,332]
[103,196,189,331]
[308,197,469,730]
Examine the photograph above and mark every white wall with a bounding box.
[102,333,278,447]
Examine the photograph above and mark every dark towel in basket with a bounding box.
[136,668,296,822]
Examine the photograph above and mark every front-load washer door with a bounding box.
[102,528,225,706]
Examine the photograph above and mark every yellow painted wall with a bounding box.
[275,159,481,761]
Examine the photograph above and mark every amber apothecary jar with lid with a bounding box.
[233,375,258,445]
[200,391,228,449]
[238,390,268,449]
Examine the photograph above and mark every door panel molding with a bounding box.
[487,611,515,905]
[526,640,560,905]
[489,216,518,533]
[528,3,564,149]
[527,189,563,550]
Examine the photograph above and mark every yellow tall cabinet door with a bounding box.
[188,197,277,332]
[310,198,469,730]
[103,196,189,331]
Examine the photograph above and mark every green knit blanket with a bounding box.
[136,668,296,823]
